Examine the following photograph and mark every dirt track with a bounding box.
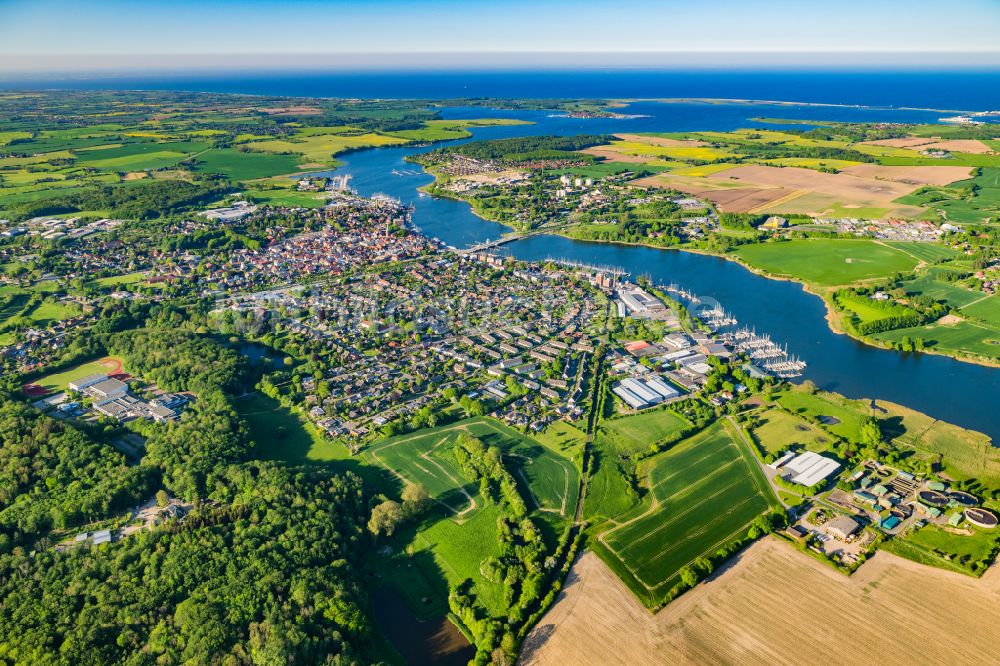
[520,537,1000,666]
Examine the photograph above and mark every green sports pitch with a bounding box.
[595,421,779,606]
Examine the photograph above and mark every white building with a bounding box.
[782,451,841,487]
[68,373,109,393]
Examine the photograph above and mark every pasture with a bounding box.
[366,417,580,519]
[237,393,350,464]
[23,300,80,326]
[582,439,640,522]
[883,524,1000,576]
[750,407,833,455]
[599,408,690,455]
[733,239,918,286]
[878,400,1000,487]
[771,386,866,441]
[595,421,779,606]
[876,318,1000,361]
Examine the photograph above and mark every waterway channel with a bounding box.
[308,101,1000,442]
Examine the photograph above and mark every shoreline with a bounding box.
[419,185,999,369]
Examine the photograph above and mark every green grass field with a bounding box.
[882,523,1000,576]
[595,421,779,606]
[366,417,580,519]
[772,386,866,441]
[600,408,690,455]
[875,319,1000,361]
[877,400,1000,488]
[529,419,587,467]
[750,407,833,455]
[733,239,919,286]
[24,300,79,327]
[962,296,1000,327]
[246,132,406,164]
[26,356,123,395]
[904,274,986,309]
[238,393,351,463]
[190,148,305,181]
[883,242,961,264]
[583,439,641,522]
[245,187,326,208]
[377,503,508,619]
[92,272,149,287]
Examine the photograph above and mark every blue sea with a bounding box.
[5,69,1000,111]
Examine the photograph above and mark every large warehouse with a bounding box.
[780,451,841,487]
[613,375,682,410]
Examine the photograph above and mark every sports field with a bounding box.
[733,239,919,286]
[595,421,779,606]
[22,356,124,396]
[366,417,580,518]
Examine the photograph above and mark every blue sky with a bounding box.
[1,0,999,71]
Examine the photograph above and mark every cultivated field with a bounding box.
[594,421,778,605]
[862,136,996,154]
[587,129,989,218]
[840,163,972,185]
[520,538,1000,666]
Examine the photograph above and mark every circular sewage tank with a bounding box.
[918,490,950,507]
[948,491,979,507]
[965,508,998,529]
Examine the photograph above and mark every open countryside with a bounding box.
[2,8,1000,663]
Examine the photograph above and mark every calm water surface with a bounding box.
[312,101,1000,442]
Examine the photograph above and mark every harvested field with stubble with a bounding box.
[863,137,996,154]
[519,539,1000,666]
[840,164,972,185]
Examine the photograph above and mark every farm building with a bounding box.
[826,515,861,540]
[781,451,842,487]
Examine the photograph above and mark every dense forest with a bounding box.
[13,178,231,221]
[421,134,608,163]
[0,323,387,664]
[0,399,157,545]
[0,464,374,664]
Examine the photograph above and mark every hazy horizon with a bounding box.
[1,0,999,73]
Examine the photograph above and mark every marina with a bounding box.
[314,103,1000,443]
